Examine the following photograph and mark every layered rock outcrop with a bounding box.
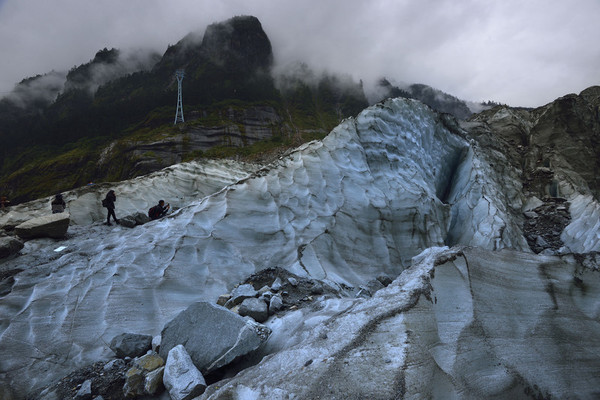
[465,86,600,254]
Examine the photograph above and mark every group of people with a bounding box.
[102,190,170,226]
[3,190,170,226]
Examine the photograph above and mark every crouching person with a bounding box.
[148,200,170,220]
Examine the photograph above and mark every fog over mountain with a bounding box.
[5,48,160,109]
[1,0,599,107]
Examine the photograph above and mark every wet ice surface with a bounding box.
[201,247,600,399]
[1,98,600,396]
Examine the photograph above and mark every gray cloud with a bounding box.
[5,70,66,108]
[0,0,599,107]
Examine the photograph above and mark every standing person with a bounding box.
[51,193,66,213]
[0,196,9,210]
[148,200,170,220]
[102,190,119,226]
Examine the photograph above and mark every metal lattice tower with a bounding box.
[174,69,185,125]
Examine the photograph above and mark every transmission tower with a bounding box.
[174,69,185,125]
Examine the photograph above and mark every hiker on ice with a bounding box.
[148,200,170,220]
[0,196,9,210]
[102,190,119,225]
[51,193,66,213]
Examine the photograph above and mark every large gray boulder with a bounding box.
[0,236,24,259]
[160,301,271,374]
[163,345,206,400]
[14,213,70,239]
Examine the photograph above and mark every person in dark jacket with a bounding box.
[0,196,9,210]
[51,193,66,213]
[103,190,119,225]
[148,200,170,220]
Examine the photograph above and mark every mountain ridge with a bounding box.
[0,14,511,207]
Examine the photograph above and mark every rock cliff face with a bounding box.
[0,89,599,399]
[200,15,273,71]
[467,86,600,200]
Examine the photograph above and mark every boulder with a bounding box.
[310,282,324,295]
[225,283,258,308]
[74,379,92,400]
[216,293,231,306]
[160,301,271,374]
[238,298,268,322]
[134,352,164,371]
[15,213,70,240]
[163,345,206,400]
[259,291,273,302]
[258,285,271,295]
[0,236,24,259]
[269,294,284,314]
[123,367,145,397]
[119,216,137,228]
[124,353,165,397]
[109,333,152,358]
[271,277,283,291]
[133,212,150,225]
[144,366,165,395]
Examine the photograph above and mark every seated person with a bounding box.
[51,193,66,213]
[148,200,170,220]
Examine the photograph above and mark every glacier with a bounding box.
[1,97,600,398]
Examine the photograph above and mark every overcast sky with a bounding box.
[0,0,598,107]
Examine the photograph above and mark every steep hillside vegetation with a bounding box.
[0,16,368,204]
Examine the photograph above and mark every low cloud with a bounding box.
[5,48,159,109]
[5,71,66,108]
[0,0,599,107]
[63,48,160,94]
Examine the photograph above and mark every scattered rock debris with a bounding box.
[29,359,131,400]
[523,197,571,254]
[27,267,393,399]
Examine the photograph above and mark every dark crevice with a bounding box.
[437,146,470,205]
